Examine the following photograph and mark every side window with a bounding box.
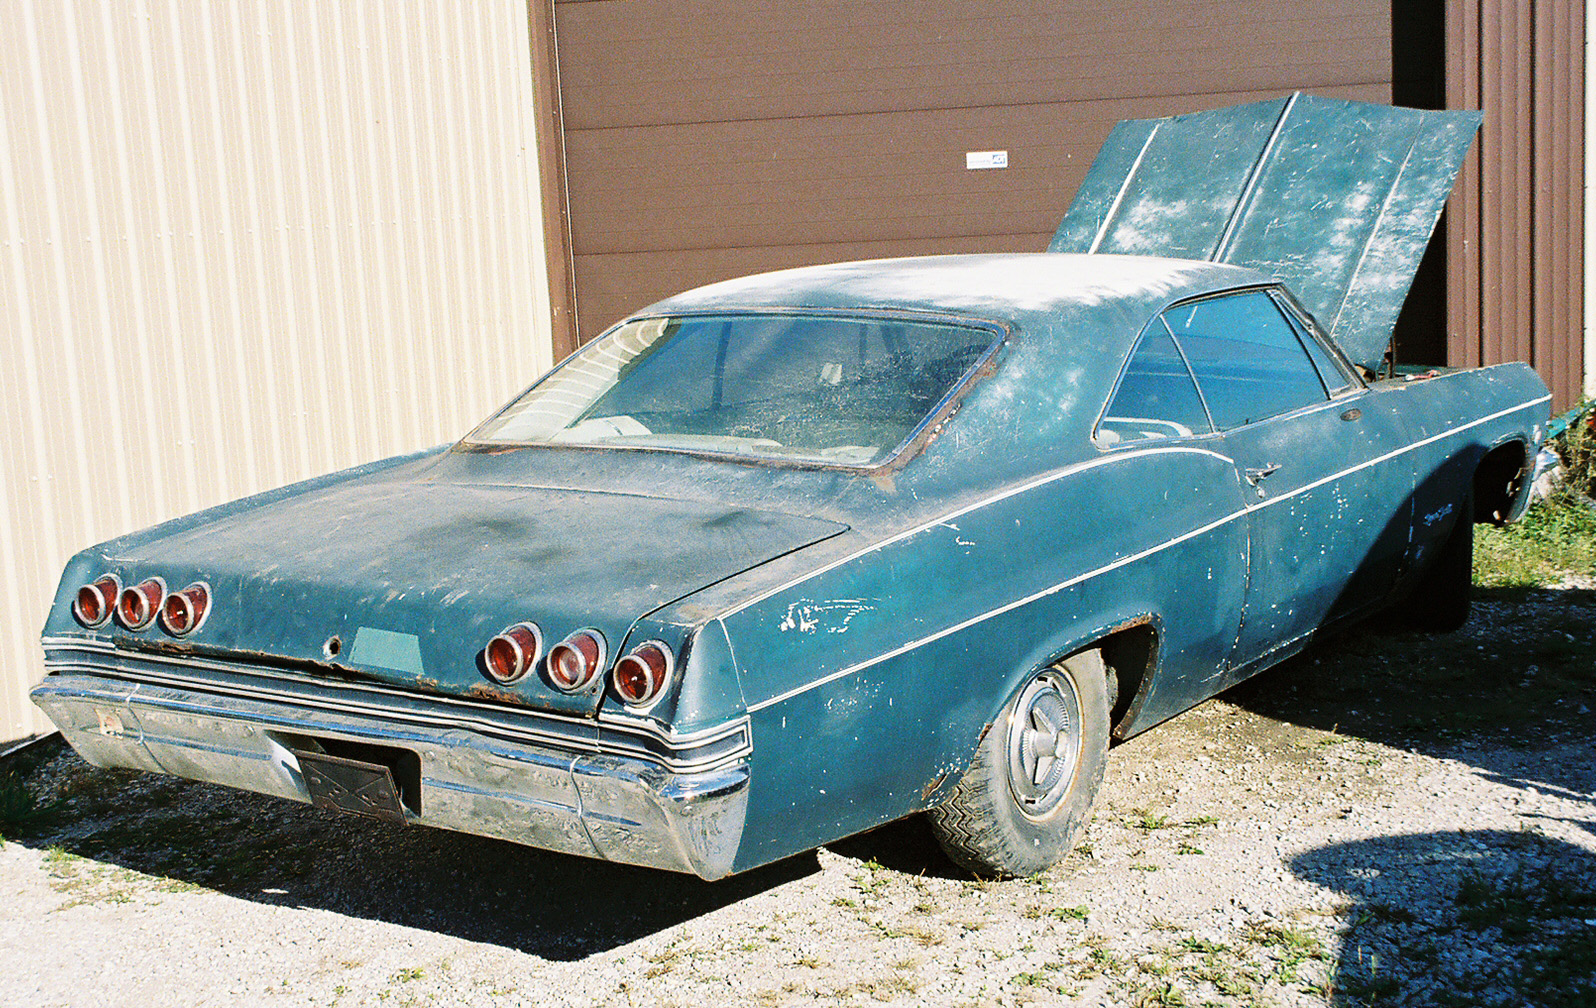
[1274,296,1359,395]
[1097,325,1213,445]
[1164,290,1329,430]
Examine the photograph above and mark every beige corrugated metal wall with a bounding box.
[0,0,554,741]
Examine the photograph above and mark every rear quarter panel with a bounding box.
[714,445,1251,871]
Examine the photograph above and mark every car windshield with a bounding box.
[468,313,1000,466]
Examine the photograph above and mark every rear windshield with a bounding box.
[467,313,1000,466]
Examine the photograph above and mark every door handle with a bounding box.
[1244,464,1281,496]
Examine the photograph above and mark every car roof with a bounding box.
[642,253,1275,328]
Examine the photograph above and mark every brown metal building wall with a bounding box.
[548,0,1394,349]
[1446,0,1585,409]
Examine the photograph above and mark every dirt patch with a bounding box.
[3,587,1593,1007]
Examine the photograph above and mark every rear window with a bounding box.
[468,313,1000,466]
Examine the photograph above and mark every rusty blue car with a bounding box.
[33,95,1551,878]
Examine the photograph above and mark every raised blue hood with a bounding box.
[1050,93,1481,371]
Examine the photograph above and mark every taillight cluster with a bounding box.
[481,622,674,707]
[613,641,672,706]
[548,630,606,692]
[72,573,210,637]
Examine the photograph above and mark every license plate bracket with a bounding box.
[294,749,409,825]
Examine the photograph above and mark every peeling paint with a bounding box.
[1420,502,1454,527]
[777,598,876,635]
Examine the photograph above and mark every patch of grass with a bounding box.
[852,857,890,896]
[1131,980,1188,1006]
[1477,406,1596,587]
[907,926,944,947]
[1481,468,1596,593]
[1477,500,1596,587]
[643,943,685,978]
[1129,810,1173,831]
[1366,902,1417,924]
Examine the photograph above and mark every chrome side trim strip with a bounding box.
[1245,393,1553,515]
[718,445,1237,620]
[747,505,1248,713]
[746,391,1550,712]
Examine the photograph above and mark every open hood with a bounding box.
[1049,93,1481,371]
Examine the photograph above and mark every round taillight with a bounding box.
[483,621,543,684]
[73,575,121,628]
[159,582,211,636]
[547,630,605,692]
[116,578,166,631]
[613,641,673,707]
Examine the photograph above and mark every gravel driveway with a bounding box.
[3,585,1593,1007]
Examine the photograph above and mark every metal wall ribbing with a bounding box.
[0,0,554,740]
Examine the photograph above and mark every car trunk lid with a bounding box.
[1049,92,1481,372]
[119,477,847,716]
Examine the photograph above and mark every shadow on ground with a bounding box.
[829,813,966,880]
[1292,829,1596,1007]
[1222,586,1596,820]
[2,736,817,960]
[6,586,1590,962]
[1,735,975,958]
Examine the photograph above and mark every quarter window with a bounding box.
[1097,326,1212,445]
[1163,290,1329,430]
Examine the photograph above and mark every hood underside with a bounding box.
[1049,93,1481,371]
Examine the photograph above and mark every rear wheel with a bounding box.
[929,649,1110,877]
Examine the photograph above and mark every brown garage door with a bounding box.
[551,0,1393,345]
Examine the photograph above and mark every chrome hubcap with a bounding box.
[1005,670,1082,818]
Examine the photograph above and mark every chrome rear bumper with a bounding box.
[32,641,750,879]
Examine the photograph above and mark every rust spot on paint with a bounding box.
[465,683,531,706]
[140,639,199,656]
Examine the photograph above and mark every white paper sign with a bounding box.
[965,150,1009,170]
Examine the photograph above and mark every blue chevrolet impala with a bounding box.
[33,95,1551,878]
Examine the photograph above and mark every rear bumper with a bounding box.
[32,639,751,879]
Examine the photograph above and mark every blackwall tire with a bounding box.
[929,649,1111,878]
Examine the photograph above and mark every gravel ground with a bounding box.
[2,585,1593,1008]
